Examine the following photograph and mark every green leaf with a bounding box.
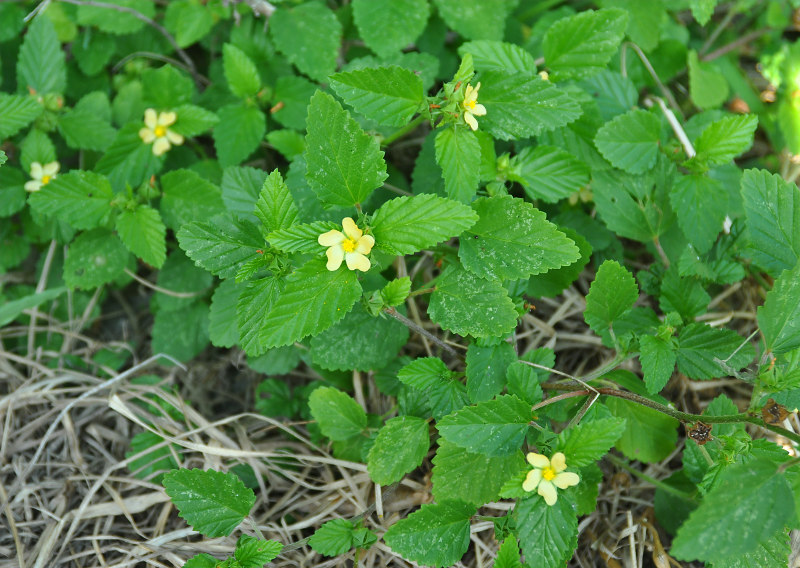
[495,537,523,568]
[329,66,424,127]
[271,76,317,131]
[351,0,429,58]
[63,229,129,289]
[267,129,305,161]
[28,171,113,230]
[458,40,537,74]
[162,469,256,538]
[213,104,266,167]
[437,394,531,457]
[690,0,718,25]
[509,145,590,203]
[477,71,583,140]
[459,195,579,281]
[71,31,115,76]
[0,287,66,327]
[223,43,261,99]
[527,228,592,298]
[20,129,55,173]
[434,126,481,203]
[221,166,265,219]
[77,0,155,34]
[0,3,25,42]
[170,104,219,137]
[371,193,478,255]
[0,95,42,139]
[311,305,408,371]
[95,123,162,191]
[465,341,516,403]
[153,251,213,313]
[18,17,66,95]
[270,2,341,82]
[671,460,793,562]
[183,554,218,568]
[398,357,455,390]
[160,169,225,231]
[639,335,677,394]
[368,416,430,485]
[606,389,679,462]
[116,205,166,268]
[432,438,525,507]
[259,259,362,348]
[432,0,515,40]
[688,50,729,110]
[234,536,282,567]
[308,386,367,441]
[670,174,727,254]
[206,280,240,350]
[177,215,263,279]
[556,416,627,467]
[688,114,758,170]
[164,0,215,47]
[658,267,711,322]
[584,260,638,338]
[309,519,356,557]
[515,495,579,568]
[254,169,299,234]
[428,265,518,338]
[383,501,475,568]
[267,220,339,254]
[594,109,661,174]
[708,533,791,568]
[58,110,116,151]
[758,261,800,355]
[0,169,28,219]
[305,91,388,208]
[381,277,411,307]
[543,8,628,81]
[676,323,755,380]
[741,169,800,276]
[237,277,283,356]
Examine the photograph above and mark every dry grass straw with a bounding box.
[0,264,771,567]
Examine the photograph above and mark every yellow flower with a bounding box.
[318,217,375,272]
[25,161,60,192]
[522,452,580,506]
[461,82,487,131]
[138,108,184,156]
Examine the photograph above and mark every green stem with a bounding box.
[381,115,425,146]
[698,445,715,467]
[606,454,697,502]
[408,287,435,297]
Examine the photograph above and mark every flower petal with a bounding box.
[522,468,542,492]
[526,453,550,468]
[341,217,362,240]
[345,252,371,272]
[30,162,43,179]
[43,161,60,176]
[144,108,158,129]
[553,471,580,489]
[464,84,475,102]
[538,480,558,506]
[152,137,171,156]
[139,128,156,143]
[355,234,375,254]
[24,180,42,192]
[326,245,344,271]
[464,111,478,131]
[158,111,177,126]
[471,103,487,117]
[551,452,567,473]
[318,230,346,247]
[166,129,184,145]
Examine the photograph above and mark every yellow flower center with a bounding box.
[154,126,167,137]
[342,238,357,253]
[465,99,476,110]
[542,466,557,481]
[41,175,51,185]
